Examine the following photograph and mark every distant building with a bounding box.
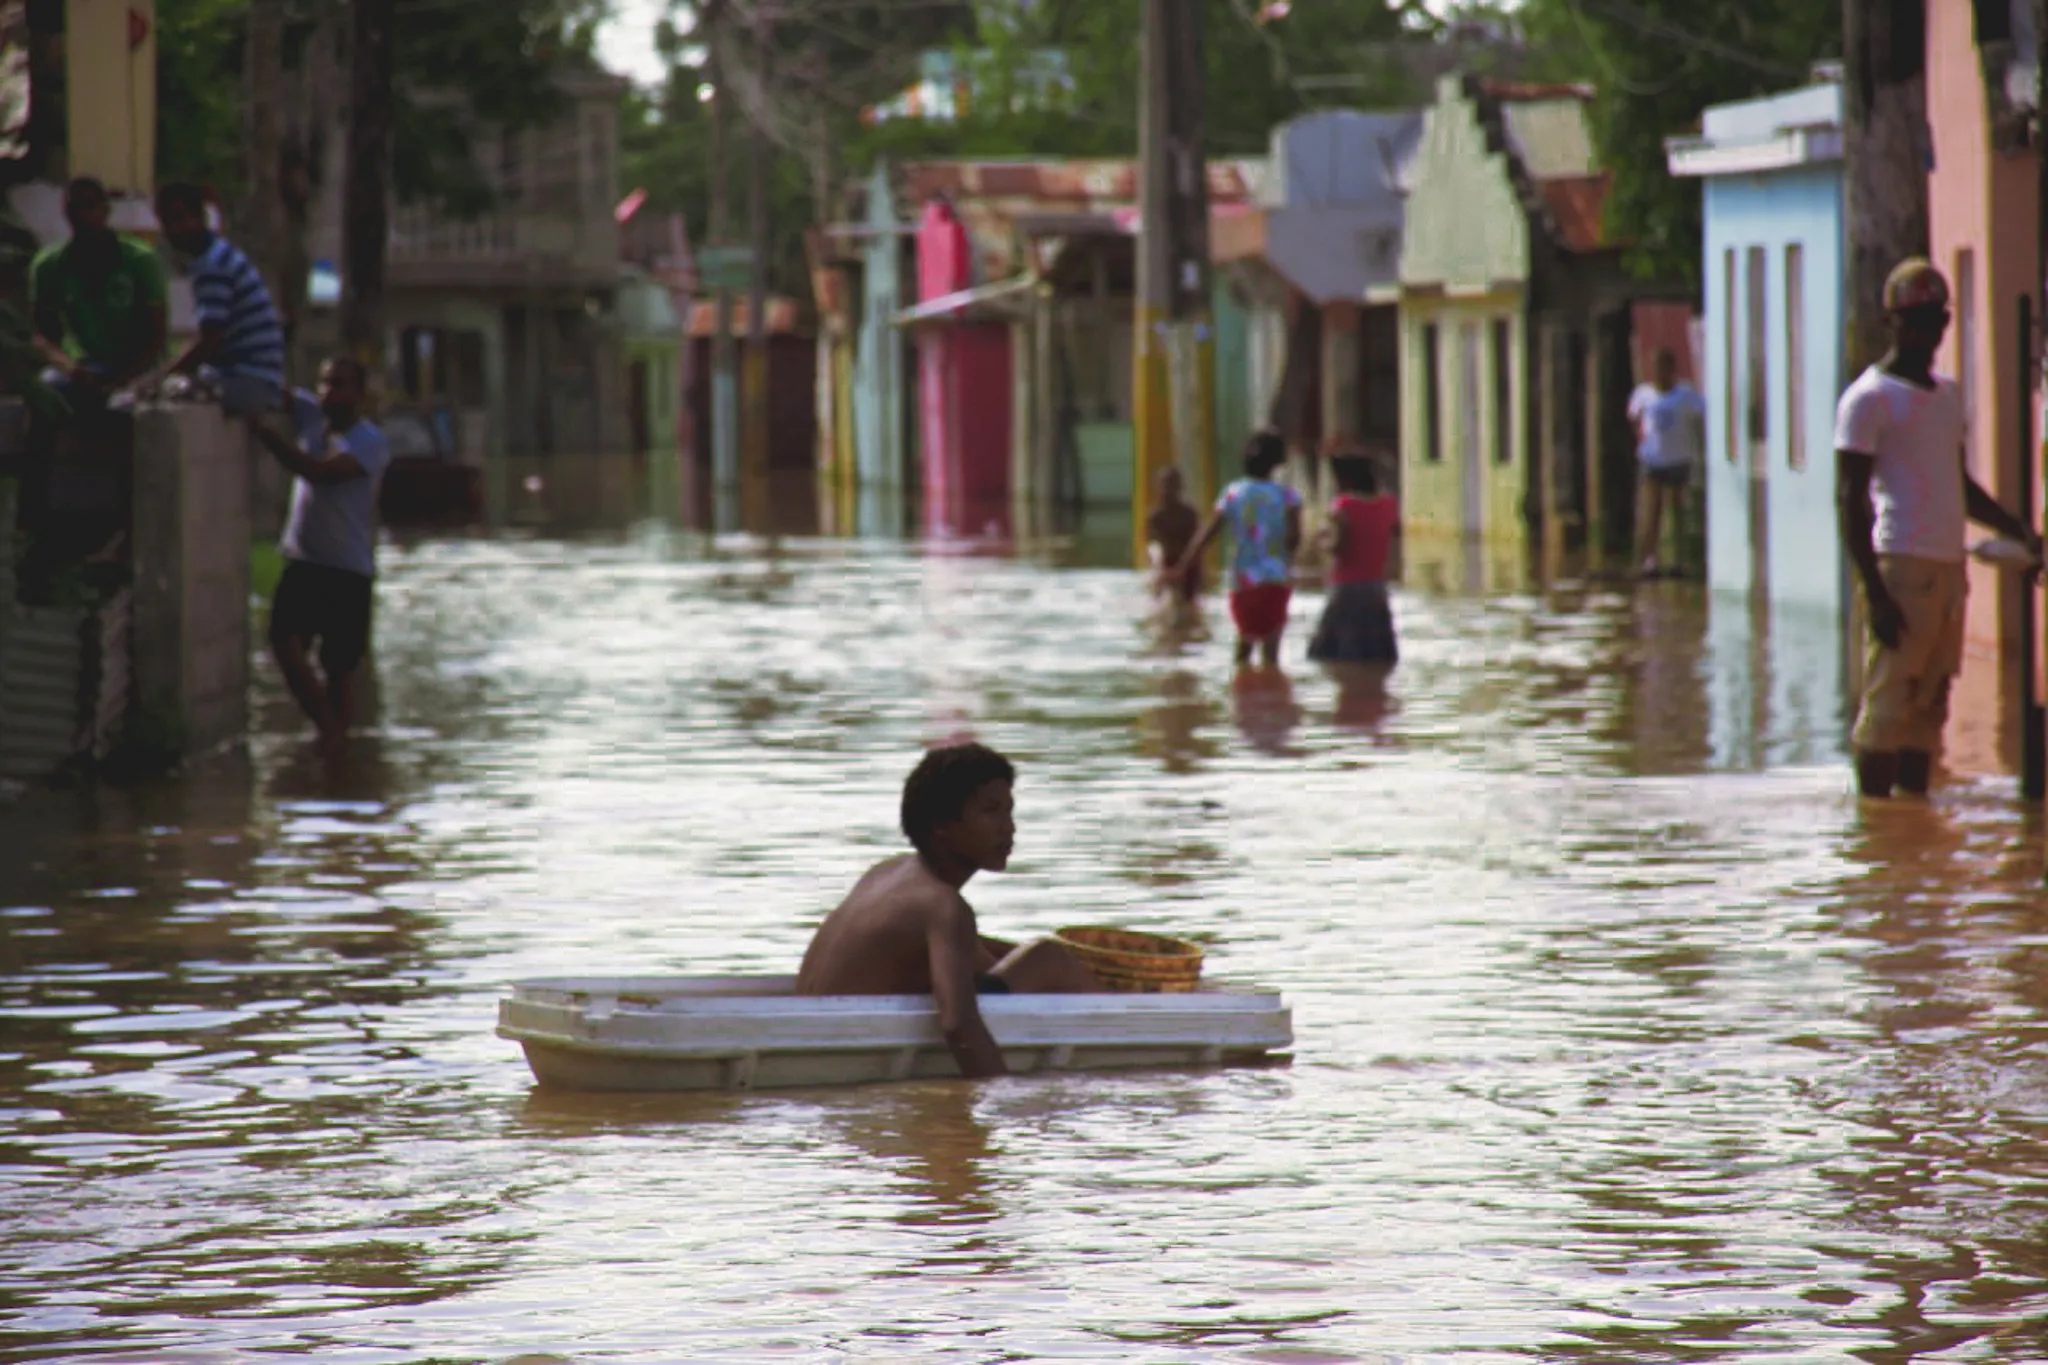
[1923,0,2039,775]
[1386,75,1690,571]
[1212,108,1422,496]
[1665,79,1845,615]
[1666,78,1847,759]
[301,63,632,460]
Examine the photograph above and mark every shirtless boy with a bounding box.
[796,743,1098,1078]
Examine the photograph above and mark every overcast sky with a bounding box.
[595,0,1471,93]
[596,0,677,90]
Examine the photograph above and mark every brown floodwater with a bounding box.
[4,460,2047,1363]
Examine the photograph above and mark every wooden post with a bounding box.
[1133,0,1214,565]
[339,0,395,388]
[1840,0,1929,725]
[2033,0,2048,819]
[2019,293,2042,798]
[707,2,740,532]
[244,1,284,330]
[1842,0,1929,372]
[742,4,774,534]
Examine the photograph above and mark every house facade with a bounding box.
[1386,76,1537,549]
[1389,75,1688,571]
[301,65,632,461]
[1925,0,2040,776]
[816,158,1258,538]
[1212,109,1421,500]
[1666,80,1845,617]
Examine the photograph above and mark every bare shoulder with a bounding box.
[894,858,974,929]
[843,855,969,928]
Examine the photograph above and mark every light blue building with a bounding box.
[1668,79,1851,754]
[1666,79,1845,614]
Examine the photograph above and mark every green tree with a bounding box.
[1513,0,1837,284]
[155,0,610,214]
[617,0,1460,297]
[853,0,1431,165]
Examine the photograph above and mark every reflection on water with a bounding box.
[4,453,2047,1362]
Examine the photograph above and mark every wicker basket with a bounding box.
[1054,925,1204,994]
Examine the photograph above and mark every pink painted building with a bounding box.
[913,200,1015,542]
[1924,0,2039,776]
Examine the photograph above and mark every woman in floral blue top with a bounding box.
[1171,430,1303,666]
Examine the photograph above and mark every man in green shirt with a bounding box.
[30,176,169,403]
[14,177,168,602]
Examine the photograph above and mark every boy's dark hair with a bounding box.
[902,742,1015,855]
[1331,452,1380,495]
[1244,429,1286,479]
[322,353,369,389]
[64,176,109,208]
[155,181,208,217]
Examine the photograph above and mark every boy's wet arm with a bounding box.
[926,903,1008,1077]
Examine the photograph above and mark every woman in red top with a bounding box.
[1308,451,1400,666]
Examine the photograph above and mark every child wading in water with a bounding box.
[1145,465,1202,625]
[1174,430,1303,666]
[1307,451,1400,666]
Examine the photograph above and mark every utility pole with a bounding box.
[707,2,740,533]
[1842,0,1929,374]
[741,3,774,534]
[245,0,285,342]
[2035,0,2047,825]
[1132,0,1215,567]
[340,0,396,392]
[1840,0,1928,712]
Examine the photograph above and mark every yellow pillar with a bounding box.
[67,0,157,195]
[1182,320,1217,510]
[1132,307,1173,565]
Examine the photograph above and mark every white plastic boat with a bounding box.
[498,975,1294,1092]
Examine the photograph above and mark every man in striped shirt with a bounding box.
[154,181,287,416]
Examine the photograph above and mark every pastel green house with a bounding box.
[617,265,683,459]
[1382,75,1693,565]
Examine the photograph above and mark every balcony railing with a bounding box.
[387,206,616,278]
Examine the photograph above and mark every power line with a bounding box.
[1568,0,1810,82]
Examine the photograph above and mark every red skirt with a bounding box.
[1228,582,1292,640]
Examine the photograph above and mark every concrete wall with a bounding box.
[131,404,250,757]
[1699,166,1844,613]
[1928,0,2040,777]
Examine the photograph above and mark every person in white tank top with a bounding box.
[1834,258,2041,799]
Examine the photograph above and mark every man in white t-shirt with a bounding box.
[1834,258,2041,799]
[1626,348,1706,577]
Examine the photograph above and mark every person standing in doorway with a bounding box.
[153,181,288,418]
[1626,347,1706,578]
[249,356,392,759]
[1835,259,2040,800]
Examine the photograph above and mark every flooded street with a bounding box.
[5,466,2048,1363]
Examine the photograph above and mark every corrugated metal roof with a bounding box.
[1502,99,1597,180]
[1481,80,1596,103]
[892,158,1262,281]
[1535,174,1610,252]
